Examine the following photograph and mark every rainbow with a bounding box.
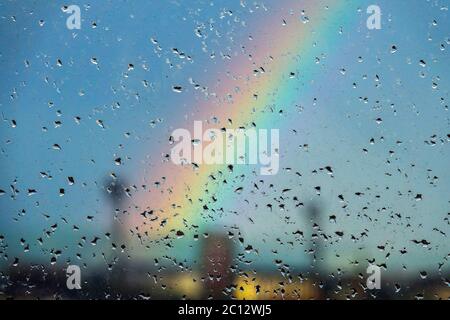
[125,1,361,253]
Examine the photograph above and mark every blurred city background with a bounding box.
[0,0,449,299]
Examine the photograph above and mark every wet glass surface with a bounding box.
[0,0,449,300]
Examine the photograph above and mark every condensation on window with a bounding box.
[0,0,448,300]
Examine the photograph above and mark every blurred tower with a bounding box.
[306,201,323,272]
[104,175,129,291]
[201,233,235,299]
[304,201,327,299]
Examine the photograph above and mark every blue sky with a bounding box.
[0,0,449,278]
